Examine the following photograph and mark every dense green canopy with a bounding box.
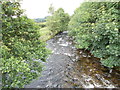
[69,2,120,68]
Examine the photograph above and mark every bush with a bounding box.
[1,1,50,88]
[68,2,120,68]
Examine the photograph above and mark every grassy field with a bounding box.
[38,27,53,41]
[37,22,46,28]
[37,22,58,42]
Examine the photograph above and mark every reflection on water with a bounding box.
[25,31,120,88]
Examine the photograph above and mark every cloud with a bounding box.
[21,0,84,19]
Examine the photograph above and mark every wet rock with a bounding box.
[67,66,72,70]
[72,78,79,81]
[37,86,40,88]
[88,55,91,57]
[79,51,83,54]
[75,56,79,60]
[95,74,101,80]
[58,38,62,41]
[53,84,59,87]
[63,31,68,34]
[72,59,76,62]
[82,54,87,57]
[109,69,113,73]
[45,85,49,88]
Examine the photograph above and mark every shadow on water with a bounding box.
[66,49,120,88]
[25,31,120,88]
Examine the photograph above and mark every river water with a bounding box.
[25,31,120,88]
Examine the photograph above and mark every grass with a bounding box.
[37,22,58,42]
[36,22,46,28]
[38,27,53,41]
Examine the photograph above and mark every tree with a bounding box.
[68,2,120,68]
[92,2,120,67]
[46,8,70,34]
[48,4,55,15]
[1,0,50,88]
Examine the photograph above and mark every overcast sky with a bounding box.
[20,0,84,19]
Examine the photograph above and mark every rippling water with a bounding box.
[25,31,120,88]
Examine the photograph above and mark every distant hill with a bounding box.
[34,16,48,23]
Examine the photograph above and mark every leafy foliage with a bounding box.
[1,0,50,88]
[46,8,70,33]
[68,2,120,68]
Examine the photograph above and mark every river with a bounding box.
[25,31,120,88]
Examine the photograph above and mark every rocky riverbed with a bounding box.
[25,31,120,88]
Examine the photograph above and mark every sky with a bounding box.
[20,0,84,19]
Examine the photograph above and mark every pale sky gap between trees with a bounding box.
[20,0,84,19]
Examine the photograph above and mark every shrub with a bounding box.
[1,1,50,88]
